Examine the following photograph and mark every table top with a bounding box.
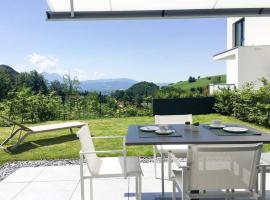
[125,124,270,145]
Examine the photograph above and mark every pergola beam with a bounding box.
[46,8,270,21]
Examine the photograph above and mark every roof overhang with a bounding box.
[213,48,238,60]
[46,0,270,20]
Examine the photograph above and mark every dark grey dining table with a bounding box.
[125,124,270,197]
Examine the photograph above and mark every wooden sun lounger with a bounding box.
[0,115,87,150]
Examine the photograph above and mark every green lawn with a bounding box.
[0,114,270,165]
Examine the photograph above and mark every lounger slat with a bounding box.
[28,122,87,133]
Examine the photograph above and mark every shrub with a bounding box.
[213,88,235,115]
[214,79,270,127]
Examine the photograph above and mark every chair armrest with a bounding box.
[169,152,189,169]
[257,164,270,168]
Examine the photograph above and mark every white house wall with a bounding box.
[226,57,239,87]
[227,17,270,48]
[237,46,270,88]
[225,17,270,88]
[245,17,270,46]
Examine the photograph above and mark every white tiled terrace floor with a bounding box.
[0,162,174,200]
[1,161,270,200]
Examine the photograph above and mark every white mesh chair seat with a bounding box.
[93,157,141,177]
[174,168,249,190]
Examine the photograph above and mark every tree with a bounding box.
[18,70,48,94]
[127,81,159,97]
[49,80,66,101]
[188,76,196,83]
[0,65,18,99]
[62,74,80,119]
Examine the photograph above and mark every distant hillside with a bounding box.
[0,64,19,76]
[127,81,159,96]
[80,78,138,92]
[170,75,226,90]
[42,72,62,82]
[42,72,138,92]
[40,72,225,92]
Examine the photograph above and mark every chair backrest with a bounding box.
[77,125,101,175]
[155,114,192,125]
[0,115,31,131]
[187,143,262,190]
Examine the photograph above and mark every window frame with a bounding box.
[233,18,245,47]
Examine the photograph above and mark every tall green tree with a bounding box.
[18,70,48,94]
[0,65,18,99]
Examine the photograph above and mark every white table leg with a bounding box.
[161,152,165,197]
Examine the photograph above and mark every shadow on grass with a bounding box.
[6,134,78,154]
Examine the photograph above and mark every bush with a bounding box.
[213,88,235,115]
[214,79,270,127]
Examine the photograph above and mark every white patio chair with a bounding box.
[153,114,192,179]
[170,143,266,200]
[77,125,142,200]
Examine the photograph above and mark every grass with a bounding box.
[0,114,270,165]
[171,75,226,91]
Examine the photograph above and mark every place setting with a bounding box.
[205,120,261,136]
[139,124,182,138]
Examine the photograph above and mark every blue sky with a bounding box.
[0,0,227,83]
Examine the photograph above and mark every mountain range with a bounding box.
[42,72,167,92]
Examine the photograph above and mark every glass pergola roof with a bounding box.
[46,0,270,20]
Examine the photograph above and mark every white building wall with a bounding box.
[226,56,239,87]
[227,17,270,48]
[238,46,270,88]
[245,17,270,46]
[225,17,270,88]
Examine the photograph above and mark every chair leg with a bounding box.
[90,178,93,200]
[69,128,74,134]
[260,168,266,200]
[168,151,172,181]
[172,179,176,200]
[153,145,157,179]
[139,175,142,200]
[80,154,85,200]
[135,176,139,200]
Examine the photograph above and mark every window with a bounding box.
[234,18,245,47]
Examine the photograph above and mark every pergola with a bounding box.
[46,0,270,20]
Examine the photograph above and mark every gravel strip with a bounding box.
[0,157,159,181]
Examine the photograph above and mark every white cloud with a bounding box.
[14,53,107,81]
[28,53,58,72]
